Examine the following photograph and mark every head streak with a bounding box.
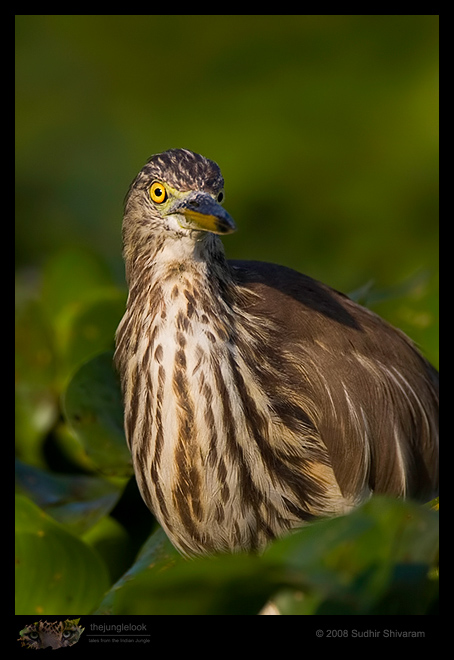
[127,148,224,204]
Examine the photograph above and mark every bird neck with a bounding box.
[115,230,284,555]
[116,230,239,390]
[124,231,230,292]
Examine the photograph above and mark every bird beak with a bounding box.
[169,192,237,235]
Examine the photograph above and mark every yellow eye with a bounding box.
[150,181,167,204]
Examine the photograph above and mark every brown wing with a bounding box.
[229,260,439,503]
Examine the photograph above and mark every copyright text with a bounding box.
[315,629,425,638]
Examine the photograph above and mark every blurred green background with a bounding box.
[16,14,439,362]
[15,15,438,615]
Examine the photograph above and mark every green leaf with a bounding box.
[94,526,179,614]
[263,496,439,614]
[15,293,59,465]
[96,527,275,615]
[60,294,125,379]
[82,515,135,583]
[15,460,123,535]
[15,495,110,615]
[62,352,131,476]
[36,248,127,386]
[96,496,438,615]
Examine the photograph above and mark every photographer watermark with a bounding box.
[315,629,425,638]
[87,622,150,644]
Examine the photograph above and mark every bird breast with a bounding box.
[115,268,347,555]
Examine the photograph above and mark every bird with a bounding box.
[114,148,439,557]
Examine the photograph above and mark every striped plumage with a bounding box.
[115,148,439,556]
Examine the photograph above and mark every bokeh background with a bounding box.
[16,15,438,356]
[15,15,439,616]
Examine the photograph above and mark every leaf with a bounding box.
[96,496,438,615]
[82,515,134,583]
[62,352,131,476]
[15,460,123,535]
[95,527,274,615]
[60,294,125,379]
[263,496,439,614]
[94,526,178,614]
[15,294,59,464]
[15,495,110,615]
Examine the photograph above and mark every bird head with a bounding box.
[124,149,237,244]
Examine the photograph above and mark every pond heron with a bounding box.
[115,149,439,556]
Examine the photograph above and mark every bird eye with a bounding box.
[150,181,167,204]
[217,190,224,204]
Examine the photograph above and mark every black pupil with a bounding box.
[155,187,163,197]
[218,192,224,202]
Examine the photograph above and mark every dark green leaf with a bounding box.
[63,352,131,476]
[15,495,110,615]
[96,527,274,615]
[97,496,438,615]
[60,294,125,378]
[15,460,123,535]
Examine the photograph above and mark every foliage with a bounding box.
[15,495,110,615]
[15,248,438,615]
[16,16,438,615]
[96,497,438,615]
